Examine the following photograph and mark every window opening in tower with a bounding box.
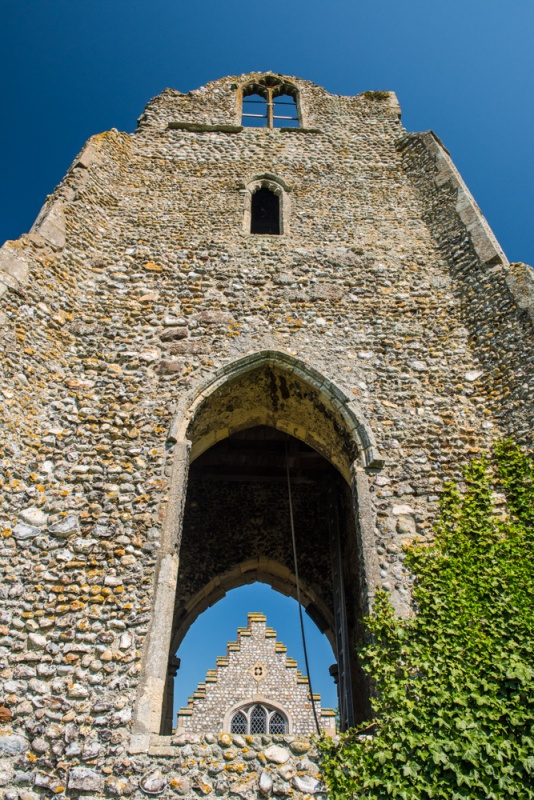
[250,187,280,234]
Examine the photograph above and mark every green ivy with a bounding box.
[319,440,534,799]
[362,91,390,101]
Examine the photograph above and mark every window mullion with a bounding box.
[267,89,274,128]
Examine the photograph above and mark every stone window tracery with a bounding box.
[241,77,300,128]
[250,661,267,681]
[229,703,288,735]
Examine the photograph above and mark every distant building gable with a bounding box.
[176,612,336,735]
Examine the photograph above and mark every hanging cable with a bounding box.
[285,441,322,736]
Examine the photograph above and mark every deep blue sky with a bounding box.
[1,0,533,263]
[1,0,532,725]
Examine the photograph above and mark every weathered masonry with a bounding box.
[0,72,532,799]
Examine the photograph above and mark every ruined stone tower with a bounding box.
[0,72,532,797]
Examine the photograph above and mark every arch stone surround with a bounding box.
[242,178,290,235]
[170,559,335,656]
[131,351,381,750]
[169,350,383,474]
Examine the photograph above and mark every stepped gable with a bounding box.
[177,612,336,735]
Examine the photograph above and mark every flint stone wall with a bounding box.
[138,733,325,800]
[0,731,325,799]
[0,72,532,798]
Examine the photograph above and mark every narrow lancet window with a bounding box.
[250,705,267,734]
[251,187,280,235]
[269,712,287,734]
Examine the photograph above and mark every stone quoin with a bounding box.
[0,72,532,799]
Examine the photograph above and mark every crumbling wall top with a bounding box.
[135,72,401,132]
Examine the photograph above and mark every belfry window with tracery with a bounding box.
[230,703,288,735]
[241,76,300,128]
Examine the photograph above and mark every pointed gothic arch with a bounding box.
[169,350,383,475]
[243,177,290,235]
[170,558,335,656]
[131,351,382,751]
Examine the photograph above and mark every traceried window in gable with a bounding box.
[241,77,300,128]
[229,704,288,735]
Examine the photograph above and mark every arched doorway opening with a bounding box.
[161,425,369,734]
[131,352,382,750]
